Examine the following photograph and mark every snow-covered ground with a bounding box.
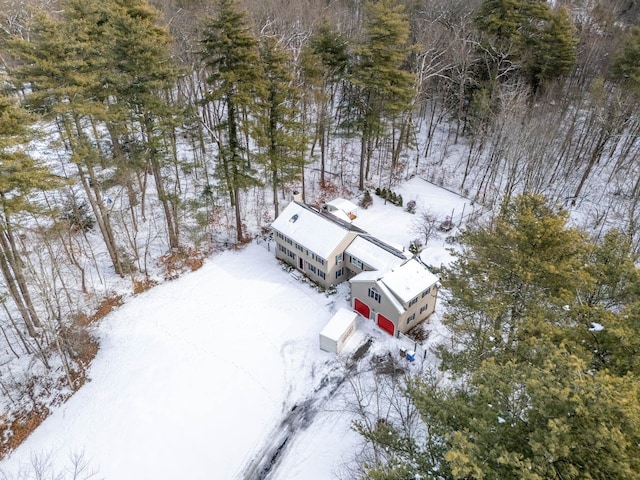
[0,178,470,479]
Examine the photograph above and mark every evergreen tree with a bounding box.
[199,0,263,242]
[254,36,306,219]
[611,26,640,93]
[5,7,127,276]
[441,194,589,373]
[347,0,415,190]
[475,0,577,91]
[0,94,64,337]
[98,0,183,249]
[409,346,640,480]
[304,21,348,187]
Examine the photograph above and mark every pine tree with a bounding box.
[5,7,127,276]
[254,36,306,219]
[611,26,640,93]
[100,0,183,250]
[199,0,263,242]
[0,94,64,338]
[304,21,348,187]
[348,0,416,190]
[441,194,590,373]
[475,0,577,91]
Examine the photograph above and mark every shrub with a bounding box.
[360,190,373,209]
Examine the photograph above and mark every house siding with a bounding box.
[351,279,439,337]
[273,229,357,289]
[350,281,401,331]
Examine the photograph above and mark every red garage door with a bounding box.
[377,313,395,336]
[354,298,370,319]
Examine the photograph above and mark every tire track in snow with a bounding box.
[237,338,373,480]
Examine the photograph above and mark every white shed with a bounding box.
[319,308,358,354]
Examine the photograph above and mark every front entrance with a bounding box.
[354,298,370,319]
[377,313,395,336]
[298,257,304,270]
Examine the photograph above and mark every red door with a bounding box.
[377,313,395,336]
[354,298,370,319]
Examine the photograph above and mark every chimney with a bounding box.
[293,190,303,203]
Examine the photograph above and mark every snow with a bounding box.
[380,258,439,304]
[0,178,470,480]
[271,201,355,259]
[320,308,358,342]
[589,322,605,332]
[345,235,406,272]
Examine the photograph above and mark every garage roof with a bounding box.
[381,258,439,304]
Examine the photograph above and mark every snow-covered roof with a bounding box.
[349,271,405,314]
[348,270,381,283]
[326,198,358,213]
[271,202,353,259]
[320,307,358,341]
[328,208,352,223]
[381,258,439,304]
[345,236,406,272]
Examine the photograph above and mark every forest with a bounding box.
[0,0,639,476]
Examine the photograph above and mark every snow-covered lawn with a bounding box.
[0,178,471,479]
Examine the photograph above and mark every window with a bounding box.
[286,237,292,245]
[288,249,295,259]
[421,287,431,298]
[308,263,317,274]
[350,256,364,269]
[406,313,416,324]
[408,297,418,307]
[336,268,344,279]
[279,244,286,254]
[420,305,428,314]
[318,271,326,280]
[295,243,303,252]
[335,253,343,264]
[310,252,325,265]
[368,287,381,303]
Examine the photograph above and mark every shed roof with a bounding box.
[320,307,358,340]
[381,258,439,304]
[326,198,358,213]
[271,202,355,259]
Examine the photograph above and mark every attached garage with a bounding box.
[353,298,370,319]
[377,313,395,336]
[319,308,358,354]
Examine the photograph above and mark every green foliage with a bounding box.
[199,0,263,240]
[355,194,640,479]
[346,0,416,189]
[374,187,403,206]
[60,200,96,233]
[475,0,577,90]
[253,35,306,217]
[418,349,640,480]
[0,95,65,215]
[611,27,640,92]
